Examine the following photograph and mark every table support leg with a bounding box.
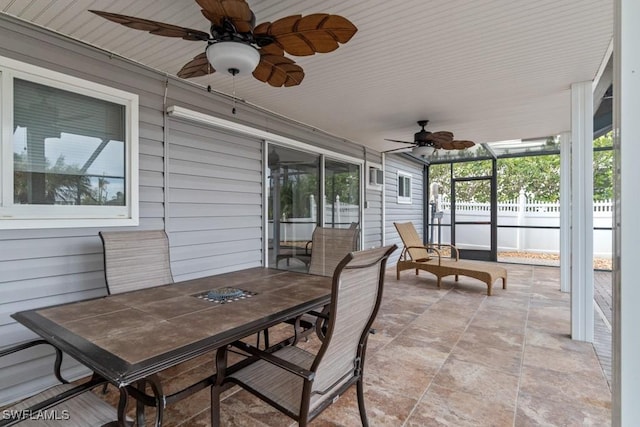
[211,347,227,427]
[136,379,146,426]
[146,375,164,427]
[117,386,129,427]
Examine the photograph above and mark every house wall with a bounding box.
[384,155,425,265]
[0,15,384,405]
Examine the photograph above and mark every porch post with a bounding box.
[559,131,571,293]
[613,0,640,424]
[570,81,594,342]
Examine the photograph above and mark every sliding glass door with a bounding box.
[324,159,360,231]
[267,146,320,270]
[267,146,362,270]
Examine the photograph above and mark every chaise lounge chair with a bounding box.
[394,222,507,296]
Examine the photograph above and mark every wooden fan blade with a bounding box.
[253,53,304,87]
[428,131,454,142]
[384,138,416,145]
[452,140,476,149]
[439,140,475,150]
[196,0,254,32]
[177,52,215,79]
[89,10,209,41]
[259,42,285,57]
[254,14,357,57]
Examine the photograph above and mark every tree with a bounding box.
[428,131,613,202]
[14,153,92,205]
[593,133,613,200]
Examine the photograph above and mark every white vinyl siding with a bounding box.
[385,156,424,265]
[166,119,263,280]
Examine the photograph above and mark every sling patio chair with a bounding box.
[394,222,507,296]
[99,229,174,294]
[275,222,359,269]
[100,229,230,424]
[283,225,361,344]
[0,340,121,427]
[210,245,397,427]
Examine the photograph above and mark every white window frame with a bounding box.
[366,161,383,191]
[0,55,139,229]
[397,170,412,204]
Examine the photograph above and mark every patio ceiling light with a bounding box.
[412,145,436,157]
[206,41,260,76]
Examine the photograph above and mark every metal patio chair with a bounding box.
[276,225,361,345]
[275,222,359,270]
[99,229,174,294]
[307,225,360,276]
[211,245,397,427]
[0,341,119,427]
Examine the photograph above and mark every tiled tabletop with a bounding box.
[14,267,331,381]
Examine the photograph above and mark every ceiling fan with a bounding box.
[90,0,357,87]
[384,120,475,157]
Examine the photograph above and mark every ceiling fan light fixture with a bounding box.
[412,145,436,158]
[206,41,260,76]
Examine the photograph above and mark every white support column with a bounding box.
[559,131,571,293]
[614,0,640,424]
[570,81,594,342]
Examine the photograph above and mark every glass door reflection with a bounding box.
[324,159,360,235]
[268,146,320,270]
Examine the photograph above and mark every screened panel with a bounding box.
[426,143,492,163]
[453,159,493,179]
[487,137,560,157]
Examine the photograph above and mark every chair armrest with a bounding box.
[427,243,460,261]
[230,341,315,381]
[1,339,68,384]
[0,375,108,427]
[0,339,51,357]
[305,240,313,255]
[406,245,443,263]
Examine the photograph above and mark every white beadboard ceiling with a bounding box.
[0,0,613,152]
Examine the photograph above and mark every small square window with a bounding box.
[397,171,412,204]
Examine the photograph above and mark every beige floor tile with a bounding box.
[83,263,611,427]
[431,359,520,405]
[408,383,515,427]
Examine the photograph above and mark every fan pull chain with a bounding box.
[231,72,237,115]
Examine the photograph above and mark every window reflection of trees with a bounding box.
[13,79,126,206]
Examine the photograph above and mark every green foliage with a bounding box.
[280,174,318,218]
[325,168,360,206]
[593,133,614,200]
[13,152,122,205]
[428,132,613,202]
[497,155,560,202]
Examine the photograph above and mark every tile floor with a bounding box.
[99,263,611,426]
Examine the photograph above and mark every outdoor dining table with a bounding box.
[11,267,332,426]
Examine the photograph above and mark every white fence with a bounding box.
[275,195,360,242]
[433,189,612,257]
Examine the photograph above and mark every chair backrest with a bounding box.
[99,230,174,295]
[308,226,360,276]
[394,221,431,261]
[309,245,397,397]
